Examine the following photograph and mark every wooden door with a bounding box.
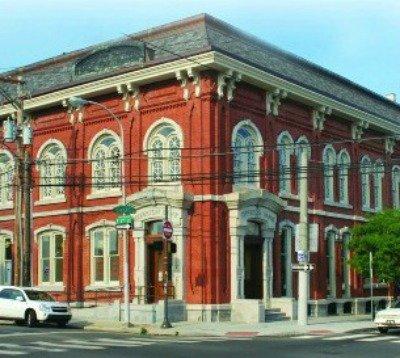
[244,236,263,299]
[147,241,164,303]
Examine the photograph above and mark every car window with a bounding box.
[395,301,400,308]
[0,289,13,299]
[24,290,55,302]
[10,290,25,301]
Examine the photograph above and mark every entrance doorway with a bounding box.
[0,236,12,286]
[145,221,175,303]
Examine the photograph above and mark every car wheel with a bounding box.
[57,320,67,328]
[378,327,388,334]
[15,320,25,326]
[26,310,37,328]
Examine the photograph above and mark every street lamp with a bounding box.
[68,96,131,327]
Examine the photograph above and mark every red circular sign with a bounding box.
[163,220,173,239]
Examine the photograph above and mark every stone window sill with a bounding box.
[34,285,65,292]
[324,201,353,209]
[279,192,313,202]
[0,202,13,210]
[85,284,121,292]
[35,197,66,206]
[87,190,122,200]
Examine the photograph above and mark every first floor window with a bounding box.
[326,231,336,298]
[0,235,12,285]
[39,232,64,285]
[91,227,119,284]
[280,226,293,297]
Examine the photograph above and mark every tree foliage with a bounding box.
[349,209,400,284]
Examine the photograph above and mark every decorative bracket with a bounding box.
[266,88,287,116]
[62,99,84,124]
[351,120,369,141]
[117,83,140,111]
[187,68,201,97]
[175,70,190,101]
[312,106,332,131]
[217,70,242,102]
[385,137,397,154]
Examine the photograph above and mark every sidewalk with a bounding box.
[76,315,375,337]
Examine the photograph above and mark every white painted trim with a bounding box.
[324,224,339,236]
[86,190,122,200]
[324,200,353,209]
[36,138,67,168]
[0,229,13,241]
[34,196,66,206]
[231,119,264,153]
[85,219,116,236]
[285,205,367,221]
[0,202,13,210]
[33,285,65,292]
[0,149,15,165]
[87,129,121,158]
[34,224,67,237]
[278,219,296,234]
[277,130,294,150]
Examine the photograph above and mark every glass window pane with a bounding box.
[94,257,104,282]
[108,231,118,255]
[42,259,50,282]
[5,239,12,260]
[55,235,63,258]
[55,258,63,282]
[41,236,50,259]
[110,256,119,281]
[93,232,104,256]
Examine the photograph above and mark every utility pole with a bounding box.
[297,144,311,325]
[0,76,32,287]
[369,252,375,320]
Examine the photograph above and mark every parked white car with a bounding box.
[0,286,71,327]
[374,301,400,333]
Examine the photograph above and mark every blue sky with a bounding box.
[0,0,399,97]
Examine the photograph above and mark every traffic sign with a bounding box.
[163,220,173,239]
[116,215,133,230]
[113,204,135,215]
[291,263,315,271]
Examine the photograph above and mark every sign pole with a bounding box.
[370,251,375,320]
[161,205,172,329]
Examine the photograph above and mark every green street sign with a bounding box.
[113,204,135,215]
[116,215,133,226]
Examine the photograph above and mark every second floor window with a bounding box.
[392,166,400,208]
[278,132,294,194]
[337,150,350,205]
[361,156,372,210]
[323,146,336,202]
[373,160,384,211]
[0,152,13,206]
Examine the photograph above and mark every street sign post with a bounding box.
[161,216,173,329]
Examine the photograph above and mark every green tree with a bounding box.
[349,209,400,285]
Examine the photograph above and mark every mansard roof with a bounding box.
[1,13,399,124]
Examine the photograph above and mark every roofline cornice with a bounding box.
[1,50,399,135]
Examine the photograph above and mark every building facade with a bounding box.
[0,14,399,322]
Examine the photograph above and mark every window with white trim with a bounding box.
[323,146,336,202]
[373,160,384,211]
[233,123,261,186]
[278,132,294,194]
[280,225,294,297]
[0,235,12,285]
[38,143,66,200]
[91,134,121,193]
[147,124,181,183]
[38,231,64,285]
[326,230,337,298]
[0,153,13,205]
[392,166,400,208]
[295,136,311,191]
[337,150,350,205]
[341,232,351,297]
[361,156,372,210]
[91,227,119,285]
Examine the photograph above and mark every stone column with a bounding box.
[133,230,146,304]
[262,230,275,307]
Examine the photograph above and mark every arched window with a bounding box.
[232,121,262,186]
[0,234,12,285]
[90,226,119,285]
[0,152,13,206]
[392,166,400,208]
[146,121,182,183]
[325,228,338,298]
[337,149,350,205]
[278,132,294,194]
[374,160,384,211]
[38,231,64,285]
[38,142,66,200]
[323,146,336,202]
[360,155,372,210]
[90,133,121,193]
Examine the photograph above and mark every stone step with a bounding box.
[265,309,290,321]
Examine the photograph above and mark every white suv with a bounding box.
[0,286,72,327]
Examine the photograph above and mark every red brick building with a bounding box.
[0,14,399,322]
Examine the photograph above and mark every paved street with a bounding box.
[0,324,400,357]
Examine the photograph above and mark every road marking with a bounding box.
[0,349,25,356]
[0,343,65,353]
[291,335,318,339]
[323,334,373,341]
[66,339,149,348]
[99,338,153,345]
[357,335,397,342]
[34,341,105,350]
